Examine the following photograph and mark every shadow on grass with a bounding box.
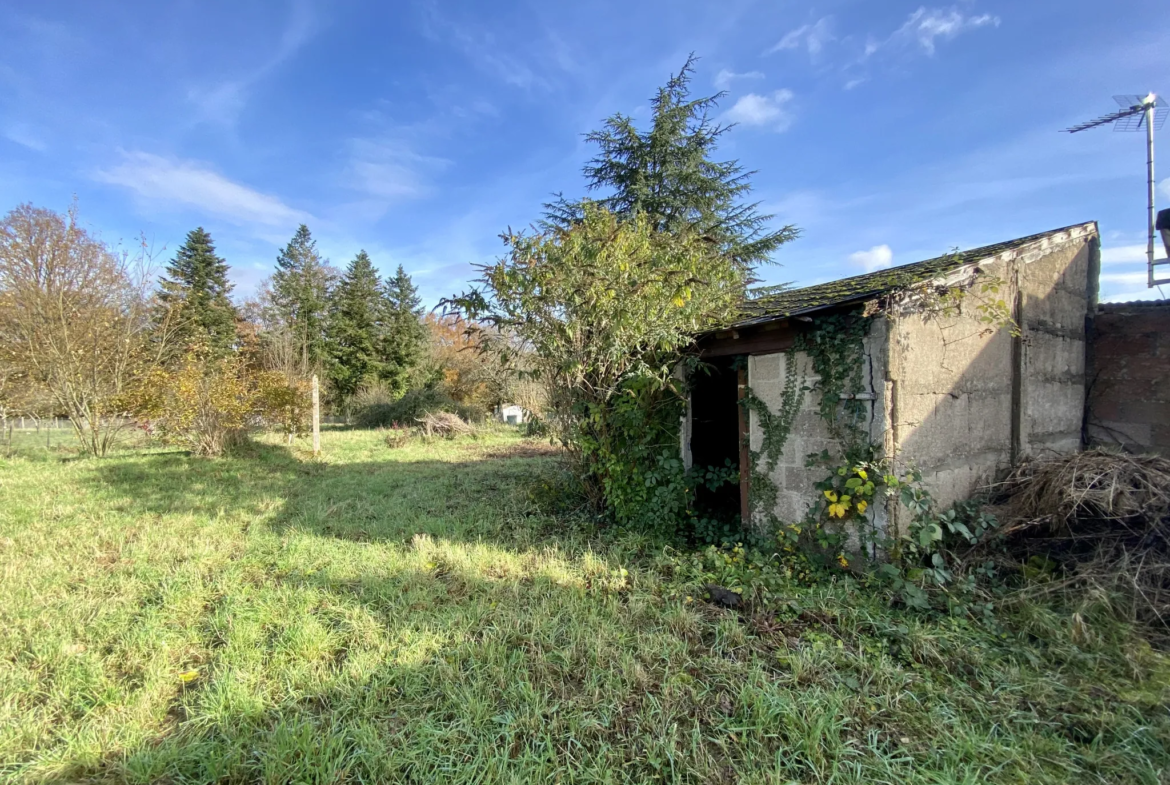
[92,436,592,553]
[31,437,1170,784]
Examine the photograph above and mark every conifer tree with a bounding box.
[380,264,426,394]
[326,250,385,401]
[158,227,238,355]
[270,224,334,376]
[544,55,797,276]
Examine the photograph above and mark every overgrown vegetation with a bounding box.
[449,206,746,536]
[2,429,1168,784]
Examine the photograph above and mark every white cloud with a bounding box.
[343,138,450,201]
[1100,272,1154,286]
[767,17,834,57]
[1101,244,1150,264]
[420,5,573,91]
[850,244,893,272]
[1160,177,1170,200]
[724,90,795,131]
[4,124,46,151]
[879,6,1000,57]
[714,69,764,91]
[187,0,316,124]
[1101,287,1166,303]
[94,151,310,227]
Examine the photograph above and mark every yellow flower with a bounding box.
[837,553,850,569]
[828,502,847,518]
[856,500,868,514]
[824,490,838,502]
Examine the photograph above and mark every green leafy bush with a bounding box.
[447,206,746,536]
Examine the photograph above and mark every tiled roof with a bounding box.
[737,222,1096,325]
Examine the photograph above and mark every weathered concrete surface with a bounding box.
[1018,238,1094,457]
[741,223,1097,536]
[887,227,1096,529]
[1087,301,1170,456]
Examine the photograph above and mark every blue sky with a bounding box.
[2,0,1168,306]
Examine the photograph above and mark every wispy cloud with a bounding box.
[4,124,46,151]
[343,137,451,202]
[714,69,764,91]
[1100,272,1154,287]
[419,2,569,91]
[850,244,893,272]
[870,6,1000,58]
[1160,177,1170,200]
[94,151,311,227]
[723,90,795,131]
[1101,245,1151,264]
[187,0,316,125]
[767,17,834,57]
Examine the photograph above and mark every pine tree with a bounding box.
[158,227,238,355]
[270,224,334,376]
[544,55,797,276]
[380,264,427,395]
[326,250,385,401]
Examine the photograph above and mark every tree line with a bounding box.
[160,222,428,402]
[0,208,512,455]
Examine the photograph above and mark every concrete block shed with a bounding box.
[684,221,1101,534]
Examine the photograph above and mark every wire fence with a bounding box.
[3,416,73,431]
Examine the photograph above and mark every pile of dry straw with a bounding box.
[990,448,1170,629]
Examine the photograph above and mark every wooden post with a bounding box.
[737,365,751,529]
[311,374,321,457]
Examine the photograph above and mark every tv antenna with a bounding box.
[1066,93,1168,287]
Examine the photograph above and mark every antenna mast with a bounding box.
[1066,93,1168,287]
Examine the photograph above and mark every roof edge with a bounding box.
[733,221,1099,326]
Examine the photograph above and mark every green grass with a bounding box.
[1,428,1168,784]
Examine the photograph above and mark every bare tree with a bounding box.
[0,203,168,456]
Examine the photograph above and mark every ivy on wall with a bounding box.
[736,308,872,537]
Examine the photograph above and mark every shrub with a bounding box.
[354,385,483,429]
[254,372,312,443]
[446,206,746,535]
[125,352,257,456]
[383,424,411,449]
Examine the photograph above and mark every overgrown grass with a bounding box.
[1,428,1167,783]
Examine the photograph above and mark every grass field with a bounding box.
[1,428,1168,784]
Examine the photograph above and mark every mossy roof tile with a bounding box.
[739,223,1092,324]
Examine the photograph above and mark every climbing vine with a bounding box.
[795,311,870,449]
[735,308,873,541]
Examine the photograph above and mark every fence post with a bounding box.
[311,374,320,457]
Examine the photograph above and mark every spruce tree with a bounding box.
[271,224,334,375]
[381,264,427,395]
[544,55,797,276]
[326,250,385,401]
[158,227,238,355]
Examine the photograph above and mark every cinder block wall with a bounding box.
[1087,301,1170,456]
[747,323,887,527]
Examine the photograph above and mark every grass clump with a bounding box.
[1,430,1168,784]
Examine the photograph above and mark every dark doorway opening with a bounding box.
[689,356,744,530]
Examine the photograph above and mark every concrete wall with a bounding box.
[883,260,1017,524]
[1086,301,1170,456]
[1017,237,1095,456]
[743,224,1096,536]
[886,232,1095,529]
